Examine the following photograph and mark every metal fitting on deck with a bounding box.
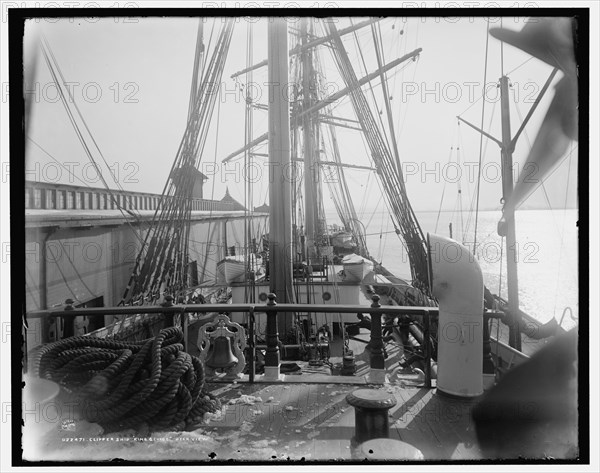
[346,388,396,447]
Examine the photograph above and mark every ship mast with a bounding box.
[231,18,382,79]
[301,18,317,262]
[458,70,558,350]
[498,75,521,351]
[267,17,295,333]
[223,50,422,163]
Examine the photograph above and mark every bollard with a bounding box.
[341,351,357,376]
[346,388,397,449]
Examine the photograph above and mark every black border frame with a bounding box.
[8,6,590,467]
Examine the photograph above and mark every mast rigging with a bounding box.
[120,19,235,306]
[323,21,430,294]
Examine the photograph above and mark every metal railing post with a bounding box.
[248,308,256,383]
[368,295,385,369]
[264,293,281,380]
[423,310,432,389]
[60,298,75,341]
[26,302,443,387]
[367,295,385,384]
[161,295,174,327]
[482,312,496,389]
[182,311,188,353]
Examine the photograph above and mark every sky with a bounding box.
[22,13,579,221]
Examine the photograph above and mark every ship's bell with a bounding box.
[205,336,238,370]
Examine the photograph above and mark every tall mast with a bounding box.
[223,48,422,164]
[267,18,294,330]
[301,18,317,262]
[231,18,382,79]
[458,67,558,352]
[499,76,521,351]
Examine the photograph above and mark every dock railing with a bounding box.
[26,295,442,386]
[25,180,235,212]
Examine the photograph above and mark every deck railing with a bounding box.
[24,180,235,212]
[25,294,440,386]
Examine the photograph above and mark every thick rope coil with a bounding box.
[36,327,220,433]
[38,336,148,379]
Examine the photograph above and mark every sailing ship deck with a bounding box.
[22,294,576,463]
[24,381,482,462]
[23,328,481,463]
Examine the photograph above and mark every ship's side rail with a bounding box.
[26,294,446,386]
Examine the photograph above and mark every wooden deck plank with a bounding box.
[24,375,490,462]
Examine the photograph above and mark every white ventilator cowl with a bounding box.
[428,233,484,397]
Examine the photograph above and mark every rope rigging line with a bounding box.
[40,36,125,196]
[120,19,235,308]
[372,21,403,177]
[464,99,498,240]
[148,26,229,291]
[26,136,108,192]
[324,21,430,295]
[472,18,491,256]
[199,83,224,285]
[45,242,82,303]
[434,146,455,234]
[197,39,227,288]
[40,36,140,223]
[321,120,368,255]
[512,102,578,313]
[56,239,99,300]
[25,267,42,311]
[512,101,579,236]
[244,20,256,303]
[387,18,405,110]
[552,141,576,315]
[38,37,147,249]
[395,21,421,140]
[456,145,465,243]
[505,55,535,76]
[26,136,146,231]
[311,39,368,257]
[349,19,395,172]
[364,192,384,230]
[498,235,505,297]
[456,121,473,214]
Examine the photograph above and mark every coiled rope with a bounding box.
[35,327,220,433]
